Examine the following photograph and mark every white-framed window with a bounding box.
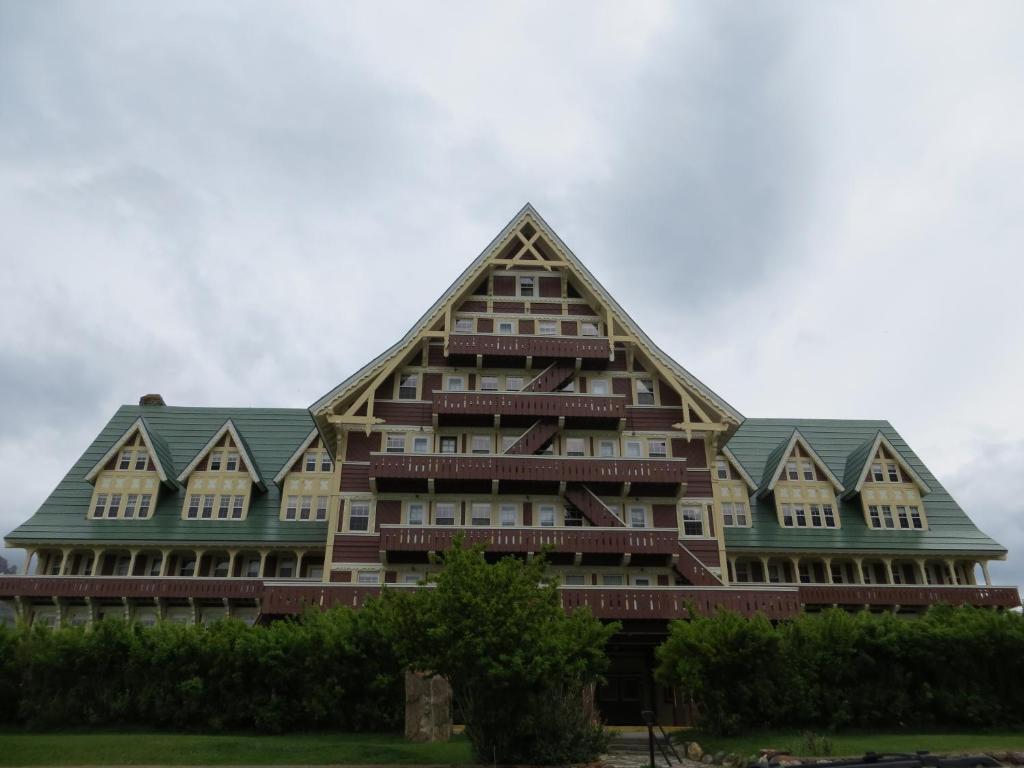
[316,496,329,521]
[782,504,794,526]
[435,502,456,526]
[519,276,535,297]
[356,571,380,585]
[648,438,667,458]
[624,440,642,458]
[505,376,523,391]
[124,494,138,519]
[226,451,239,472]
[403,573,421,584]
[580,321,599,337]
[565,507,584,527]
[109,495,121,518]
[498,320,514,335]
[636,378,655,405]
[602,573,624,586]
[871,463,884,482]
[589,378,609,396]
[538,505,556,527]
[538,320,557,335]
[597,439,617,458]
[910,506,923,529]
[810,504,823,527]
[500,434,518,453]
[455,318,474,333]
[305,452,318,472]
[565,437,586,457]
[119,450,132,470]
[628,506,646,529]
[802,460,815,481]
[632,575,652,587]
[278,558,295,578]
[888,464,901,482]
[407,503,425,526]
[786,461,799,480]
[134,452,148,471]
[138,494,151,518]
[868,505,881,528]
[499,504,517,526]
[680,506,704,536]
[722,502,748,527]
[471,503,492,526]
[412,435,430,453]
[349,501,371,532]
[201,494,215,519]
[300,495,312,520]
[209,452,223,471]
[386,433,406,453]
[320,453,333,472]
[480,375,499,391]
[217,495,230,519]
[446,375,465,392]
[93,494,108,518]
[186,494,200,519]
[471,435,491,454]
[881,504,895,528]
[439,436,458,454]
[285,496,298,520]
[564,573,586,586]
[823,504,837,528]
[399,373,418,400]
[715,460,730,480]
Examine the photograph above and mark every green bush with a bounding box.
[2,605,404,732]
[657,606,1024,735]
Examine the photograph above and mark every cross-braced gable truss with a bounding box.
[310,204,743,447]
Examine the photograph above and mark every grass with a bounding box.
[0,731,474,766]
[686,730,1024,758]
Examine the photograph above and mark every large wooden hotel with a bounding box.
[2,205,1017,722]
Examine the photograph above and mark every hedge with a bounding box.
[656,605,1024,735]
[0,605,403,731]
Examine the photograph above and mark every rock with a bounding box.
[703,755,715,764]
[714,751,727,764]
[1008,753,1024,766]
[403,670,452,742]
[776,756,803,766]
[687,742,704,761]
[988,752,1009,764]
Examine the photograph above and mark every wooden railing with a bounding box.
[369,453,687,485]
[523,361,576,392]
[0,576,264,600]
[505,419,559,455]
[797,583,1021,608]
[447,334,610,360]
[433,391,627,419]
[558,587,802,620]
[378,525,680,556]
[563,484,626,527]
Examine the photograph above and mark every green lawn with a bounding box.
[0,731,474,766]
[688,730,1024,759]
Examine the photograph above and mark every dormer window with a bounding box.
[399,373,418,399]
[715,460,730,480]
[455,318,473,333]
[305,452,318,471]
[871,463,884,482]
[134,453,148,470]
[119,450,132,470]
[209,453,222,471]
[519,276,535,297]
[320,453,332,472]
[225,451,239,471]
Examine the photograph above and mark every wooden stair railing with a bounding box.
[672,541,722,586]
[522,361,575,393]
[504,419,560,455]
[562,484,626,528]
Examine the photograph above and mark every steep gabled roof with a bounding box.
[83,417,177,488]
[756,428,845,497]
[720,445,757,491]
[6,405,322,546]
[310,204,743,431]
[721,419,1005,555]
[175,419,266,492]
[842,431,932,498]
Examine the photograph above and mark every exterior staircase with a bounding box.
[522,361,575,392]
[563,484,625,527]
[504,418,559,455]
[672,541,722,586]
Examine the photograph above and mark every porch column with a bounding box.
[59,548,71,576]
[883,558,894,585]
[193,549,206,578]
[259,550,269,578]
[227,549,238,578]
[759,556,770,584]
[823,556,833,584]
[726,556,737,583]
[966,562,978,585]
[916,559,928,585]
[22,549,35,575]
[127,549,139,577]
[789,556,801,584]
[92,548,105,576]
[158,549,172,577]
[853,557,865,584]
[981,560,992,586]
[295,550,305,579]
[945,558,958,585]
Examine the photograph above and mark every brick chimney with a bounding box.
[139,394,166,406]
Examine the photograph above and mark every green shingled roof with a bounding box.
[723,419,1005,555]
[5,405,326,546]
[141,417,179,485]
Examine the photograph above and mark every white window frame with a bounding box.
[680,505,704,536]
[385,433,406,453]
[538,320,557,335]
[411,435,431,454]
[470,435,492,454]
[635,378,655,405]
[434,501,456,526]
[628,506,646,529]
[499,504,517,527]
[518,276,535,297]
[398,373,419,400]
[565,437,586,457]
[538,505,556,527]
[407,502,426,526]
[446,375,466,392]
[470,502,492,526]
[589,378,610,396]
[454,318,474,333]
[348,500,371,532]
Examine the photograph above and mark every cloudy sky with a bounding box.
[1,2,1022,585]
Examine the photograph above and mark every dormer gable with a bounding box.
[757,430,844,529]
[842,432,931,498]
[84,417,176,488]
[274,429,335,522]
[176,420,265,491]
[757,430,844,497]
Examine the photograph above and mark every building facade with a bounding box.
[1,205,1018,722]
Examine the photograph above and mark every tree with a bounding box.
[379,540,619,764]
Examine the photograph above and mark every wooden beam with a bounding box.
[327,415,385,426]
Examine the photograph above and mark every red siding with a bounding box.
[494,301,524,313]
[522,502,532,526]
[612,377,631,396]
[331,571,352,583]
[652,504,676,528]
[672,438,707,468]
[373,401,432,426]
[625,407,680,430]
[519,319,535,334]
[659,380,681,407]
[460,300,487,312]
[332,534,381,563]
[561,320,577,335]
[684,471,713,498]
[423,373,442,400]
[340,462,370,492]
[567,303,598,316]
[428,343,447,366]
[477,317,493,333]
[375,500,401,526]
[493,275,515,295]
[345,432,380,461]
[684,540,721,568]
[539,276,561,297]
[532,302,561,314]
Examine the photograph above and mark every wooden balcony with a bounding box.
[369,453,687,486]
[559,586,802,620]
[378,525,680,557]
[0,576,264,601]
[433,390,627,419]
[797,583,1021,609]
[447,333,610,360]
